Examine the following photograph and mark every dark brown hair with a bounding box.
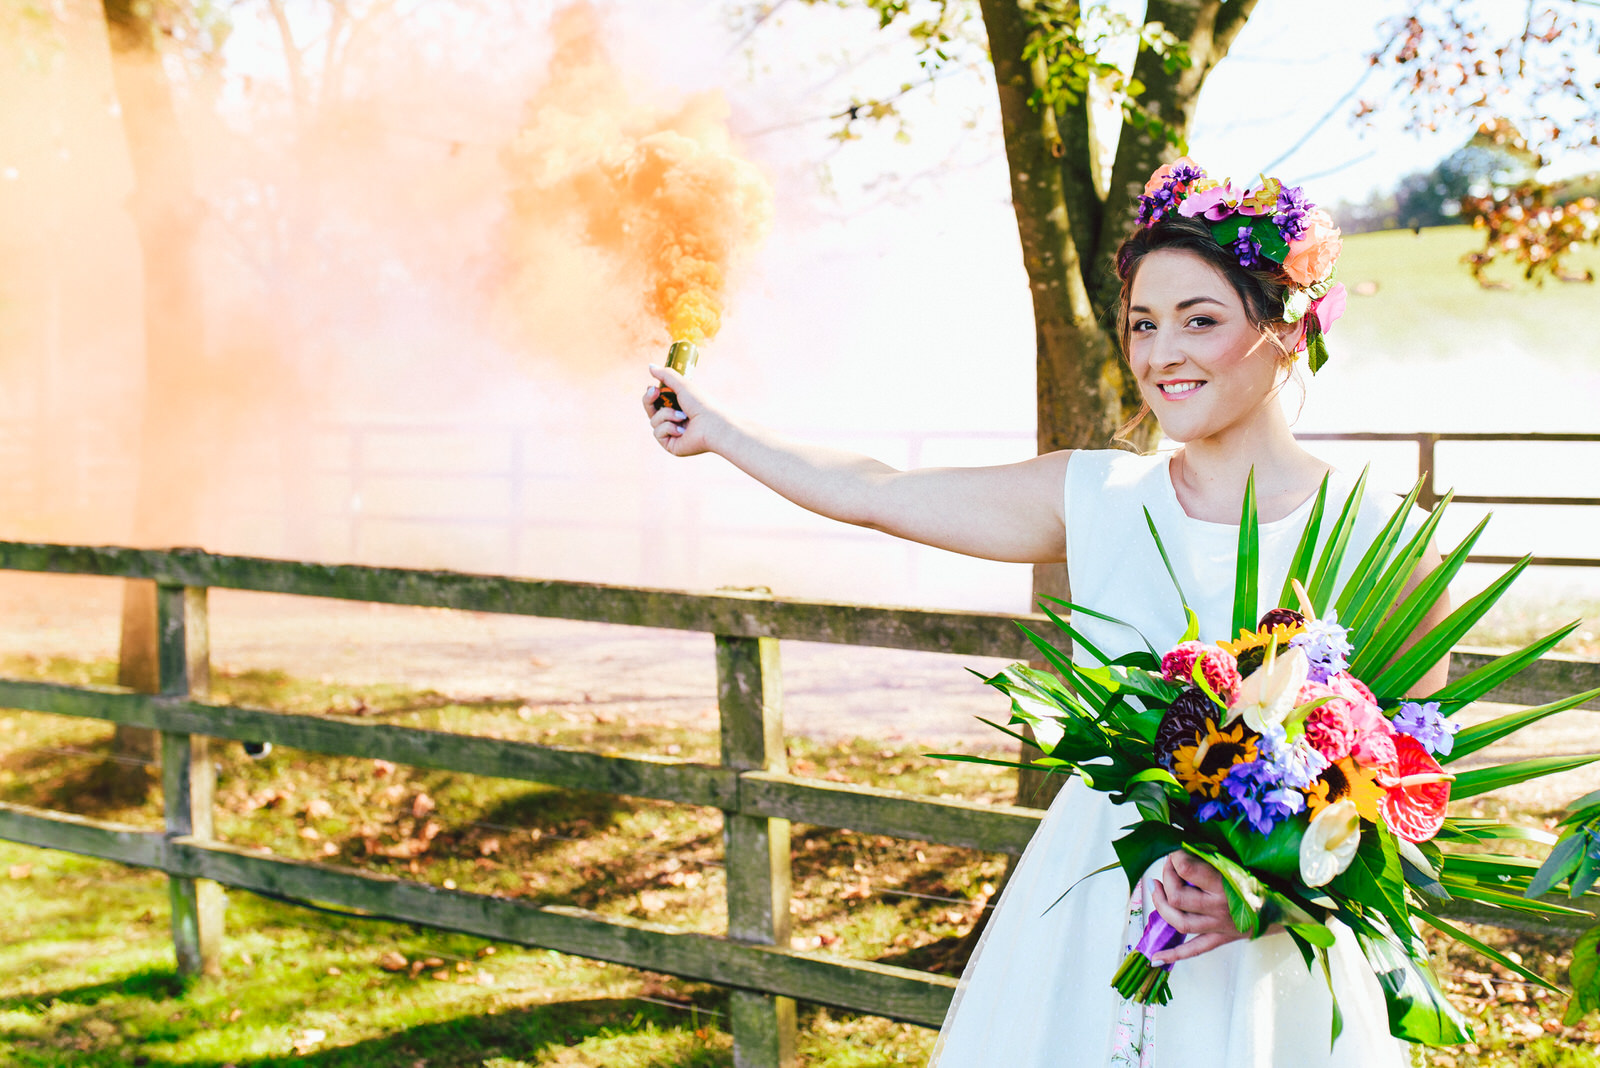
[1111,214,1300,444]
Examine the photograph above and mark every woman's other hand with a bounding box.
[1148,851,1254,963]
[643,363,718,458]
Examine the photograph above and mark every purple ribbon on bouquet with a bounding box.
[1134,911,1187,959]
[1112,910,1187,1005]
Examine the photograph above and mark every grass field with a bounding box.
[0,655,1595,1066]
[1336,225,1600,364]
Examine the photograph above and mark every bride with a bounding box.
[642,159,1449,1066]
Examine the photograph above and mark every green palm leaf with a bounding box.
[1232,468,1259,639]
[1277,472,1329,609]
[1343,488,1451,654]
[1427,620,1582,710]
[1447,687,1600,762]
[1415,910,1563,993]
[1349,513,1488,680]
[1306,467,1369,615]
[1334,475,1426,629]
[1143,506,1190,617]
[1450,753,1600,801]
[1367,556,1532,701]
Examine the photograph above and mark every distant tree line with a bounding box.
[1334,121,1599,284]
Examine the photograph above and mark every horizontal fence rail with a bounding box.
[1298,431,1600,568]
[0,539,1597,1065]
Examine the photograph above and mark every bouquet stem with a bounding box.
[1111,912,1185,1006]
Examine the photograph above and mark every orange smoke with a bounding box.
[499,3,772,356]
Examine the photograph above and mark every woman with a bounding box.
[642,160,1448,1066]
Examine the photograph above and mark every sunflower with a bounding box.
[1171,719,1259,798]
[1217,621,1307,659]
[1306,758,1387,823]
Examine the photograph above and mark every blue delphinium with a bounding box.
[1257,724,1330,788]
[1392,700,1459,757]
[1198,726,1326,835]
[1291,611,1353,684]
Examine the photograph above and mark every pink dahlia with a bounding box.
[1303,698,1357,762]
[1161,641,1242,702]
[1322,673,1399,775]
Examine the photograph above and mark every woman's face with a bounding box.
[1125,249,1286,444]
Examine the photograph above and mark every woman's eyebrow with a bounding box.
[1128,295,1228,314]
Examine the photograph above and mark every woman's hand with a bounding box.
[642,363,720,458]
[1148,851,1254,964]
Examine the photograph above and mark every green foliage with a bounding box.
[1018,2,1191,150]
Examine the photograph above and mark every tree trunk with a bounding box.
[951,0,1259,968]
[100,0,209,797]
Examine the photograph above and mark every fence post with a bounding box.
[157,584,222,976]
[1417,433,1440,511]
[716,634,796,1068]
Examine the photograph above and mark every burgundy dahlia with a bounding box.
[1258,607,1306,631]
[1154,688,1216,769]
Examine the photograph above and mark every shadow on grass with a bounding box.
[0,970,729,1068]
[0,966,191,1012]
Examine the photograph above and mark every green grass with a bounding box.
[1337,225,1600,365]
[0,655,1594,1065]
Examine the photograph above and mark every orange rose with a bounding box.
[1143,155,1201,197]
[1282,208,1342,285]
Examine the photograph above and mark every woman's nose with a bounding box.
[1149,330,1186,370]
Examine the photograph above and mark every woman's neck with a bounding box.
[1168,401,1327,524]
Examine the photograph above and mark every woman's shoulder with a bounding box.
[1065,448,1167,486]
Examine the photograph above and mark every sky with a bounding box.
[6,0,1593,612]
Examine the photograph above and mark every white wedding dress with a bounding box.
[930,450,1417,1068]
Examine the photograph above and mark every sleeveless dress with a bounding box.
[929,449,1418,1068]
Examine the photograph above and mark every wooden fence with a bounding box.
[0,540,1597,1066]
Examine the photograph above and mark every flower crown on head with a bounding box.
[1136,157,1347,374]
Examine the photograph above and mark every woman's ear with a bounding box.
[1273,318,1307,359]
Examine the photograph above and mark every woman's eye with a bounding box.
[1186,316,1215,328]
[1132,319,1155,332]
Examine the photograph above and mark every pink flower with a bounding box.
[1283,208,1342,285]
[1143,156,1202,197]
[1326,672,1399,774]
[1177,180,1244,222]
[1303,698,1356,761]
[1161,641,1242,703]
[1311,281,1347,335]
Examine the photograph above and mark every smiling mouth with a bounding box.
[1158,381,1204,397]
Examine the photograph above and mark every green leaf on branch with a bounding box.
[1567,926,1600,1027]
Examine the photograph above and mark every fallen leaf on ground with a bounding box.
[411,792,436,818]
[292,1028,326,1055]
[378,951,408,972]
[8,863,32,879]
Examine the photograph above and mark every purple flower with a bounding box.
[1135,163,1207,228]
[1199,758,1307,835]
[1275,184,1312,243]
[1392,700,1459,756]
[1290,612,1353,684]
[1232,225,1263,269]
[1257,724,1329,790]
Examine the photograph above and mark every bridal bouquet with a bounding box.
[963,470,1600,1046]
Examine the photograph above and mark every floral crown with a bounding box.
[1135,157,1347,374]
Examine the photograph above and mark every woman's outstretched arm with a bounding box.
[643,364,1071,565]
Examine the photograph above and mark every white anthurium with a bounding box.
[1301,799,1362,887]
[1226,644,1310,734]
